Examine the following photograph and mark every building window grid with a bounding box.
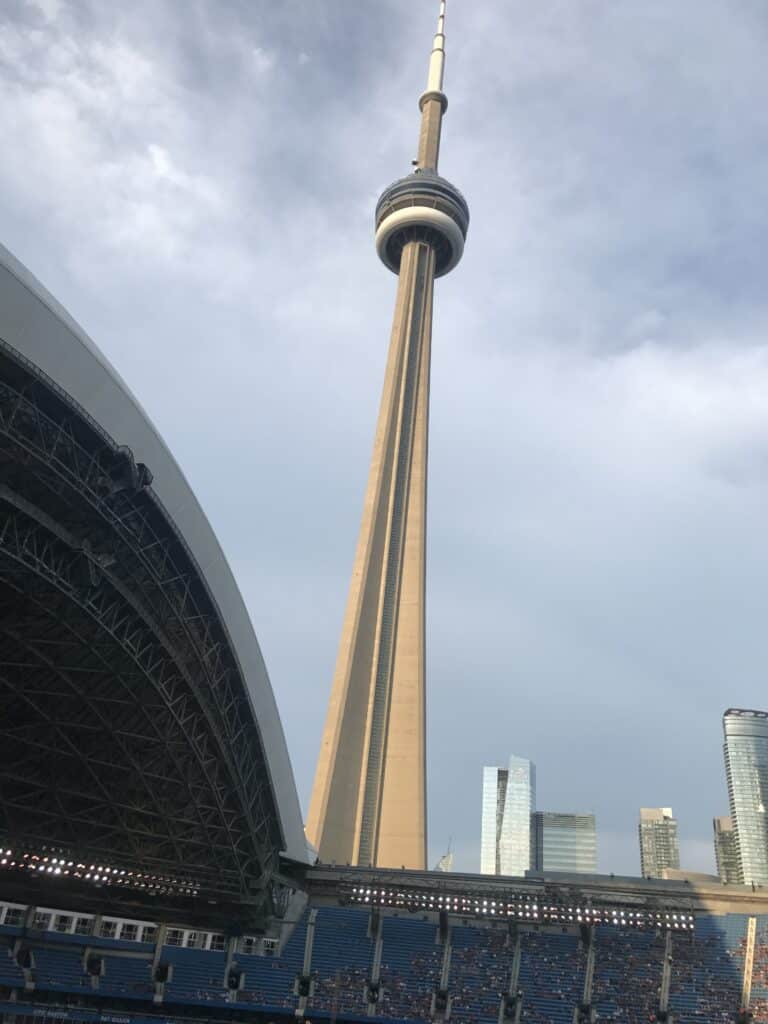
[639,815,679,879]
[533,814,597,874]
[481,757,535,877]
[724,716,768,886]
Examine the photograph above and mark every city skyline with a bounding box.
[2,0,768,875]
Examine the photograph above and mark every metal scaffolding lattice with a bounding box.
[0,341,284,913]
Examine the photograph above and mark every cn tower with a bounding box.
[306,1,469,870]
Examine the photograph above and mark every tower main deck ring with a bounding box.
[375,172,469,277]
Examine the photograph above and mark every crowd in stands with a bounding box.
[449,926,508,1024]
[592,925,664,1021]
[2,907,765,1022]
[668,915,746,1022]
[232,915,308,1011]
[516,930,584,1023]
[377,917,443,1019]
[747,922,768,1022]
[308,906,374,1014]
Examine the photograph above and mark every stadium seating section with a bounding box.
[0,906,764,1023]
[592,923,664,1020]
[747,921,768,1022]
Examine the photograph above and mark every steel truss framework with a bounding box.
[0,340,284,912]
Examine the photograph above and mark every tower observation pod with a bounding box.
[306,1,469,870]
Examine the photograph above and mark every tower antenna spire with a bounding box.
[428,0,447,94]
[417,0,449,170]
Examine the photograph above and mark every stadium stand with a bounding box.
[668,914,745,1022]
[161,944,229,1005]
[378,915,443,1019]
[449,924,508,1023]
[0,945,24,990]
[745,918,768,1022]
[308,906,375,1014]
[29,945,88,992]
[235,910,307,1010]
[517,929,584,1023]
[591,924,664,1021]
[3,899,766,1024]
[99,954,154,1000]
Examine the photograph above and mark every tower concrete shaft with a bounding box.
[306,0,467,870]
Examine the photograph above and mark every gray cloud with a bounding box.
[2,0,768,876]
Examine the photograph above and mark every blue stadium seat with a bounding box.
[668,914,745,1024]
[161,945,228,1006]
[378,915,443,1020]
[592,924,664,1021]
[308,906,375,1015]
[450,925,507,1023]
[9,907,755,1023]
[30,946,88,993]
[232,909,308,1011]
[100,954,154,999]
[517,930,583,1024]
[0,946,25,989]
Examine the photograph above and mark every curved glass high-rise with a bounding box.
[724,708,768,885]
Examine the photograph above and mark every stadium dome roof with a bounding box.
[0,244,308,915]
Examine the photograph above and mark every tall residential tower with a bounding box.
[306,3,469,869]
[639,807,680,879]
[713,816,740,885]
[724,708,768,885]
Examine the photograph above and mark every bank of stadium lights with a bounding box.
[0,850,200,897]
[347,887,695,932]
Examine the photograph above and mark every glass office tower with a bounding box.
[639,808,680,878]
[481,756,535,876]
[724,708,768,884]
[530,812,597,874]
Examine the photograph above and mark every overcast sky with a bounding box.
[3,0,768,877]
